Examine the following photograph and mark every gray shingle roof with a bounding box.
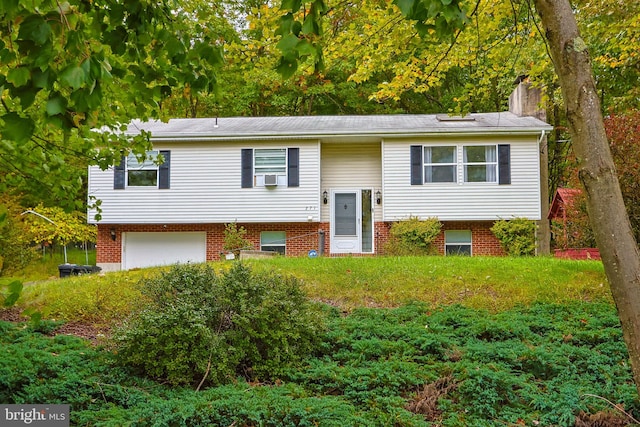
[126,112,552,141]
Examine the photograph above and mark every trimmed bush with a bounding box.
[491,218,537,256]
[384,216,442,255]
[112,263,326,387]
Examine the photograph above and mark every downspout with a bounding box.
[538,129,551,255]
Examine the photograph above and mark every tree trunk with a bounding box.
[533,0,640,394]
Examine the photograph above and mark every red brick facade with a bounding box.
[97,220,504,264]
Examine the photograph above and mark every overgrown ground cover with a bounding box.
[2,256,637,426]
[1,301,636,426]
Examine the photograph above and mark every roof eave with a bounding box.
[133,127,553,142]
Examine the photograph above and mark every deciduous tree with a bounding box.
[0,0,225,210]
[277,0,640,395]
[532,0,640,396]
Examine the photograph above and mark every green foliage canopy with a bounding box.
[21,205,97,246]
[556,111,640,249]
[606,111,640,244]
[0,0,224,209]
[0,196,37,274]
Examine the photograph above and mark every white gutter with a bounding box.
[139,128,554,143]
[538,129,547,145]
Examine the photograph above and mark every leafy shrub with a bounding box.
[112,263,326,387]
[490,218,536,256]
[222,222,252,258]
[384,216,442,255]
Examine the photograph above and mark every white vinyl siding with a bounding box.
[320,143,382,222]
[88,141,320,224]
[382,136,541,221]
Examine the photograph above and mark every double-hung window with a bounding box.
[255,149,286,175]
[241,148,299,188]
[114,150,170,189]
[127,151,160,187]
[424,146,457,183]
[463,145,497,183]
[411,144,509,186]
[254,149,286,186]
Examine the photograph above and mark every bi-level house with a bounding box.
[88,84,552,271]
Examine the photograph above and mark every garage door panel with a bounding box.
[123,232,206,269]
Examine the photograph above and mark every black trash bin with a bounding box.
[58,264,77,278]
[75,265,102,275]
[58,264,101,277]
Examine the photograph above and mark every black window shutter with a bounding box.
[498,144,511,185]
[288,148,299,187]
[410,145,423,185]
[159,150,170,189]
[241,149,253,188]
[114,155,125,189]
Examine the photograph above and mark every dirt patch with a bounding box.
[0,307,111,344]
[405,375,458,421]
[575,410,633,426]
[0,307,27,323]
[54,322,111,344]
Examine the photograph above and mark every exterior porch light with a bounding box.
[323,190,328,204]
[110,228,117,241]
[376,190,382,205]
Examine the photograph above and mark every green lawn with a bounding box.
[248,256,610,311]
[8,255,610,324]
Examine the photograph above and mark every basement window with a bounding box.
[445,230,472,256]
[260,231,286,255]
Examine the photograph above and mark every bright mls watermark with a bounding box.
[1,405,69,426]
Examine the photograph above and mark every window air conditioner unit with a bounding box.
[264,174,278,186]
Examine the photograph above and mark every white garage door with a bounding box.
[122,232,207,270]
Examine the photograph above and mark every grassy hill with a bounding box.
[11,255,610,324]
